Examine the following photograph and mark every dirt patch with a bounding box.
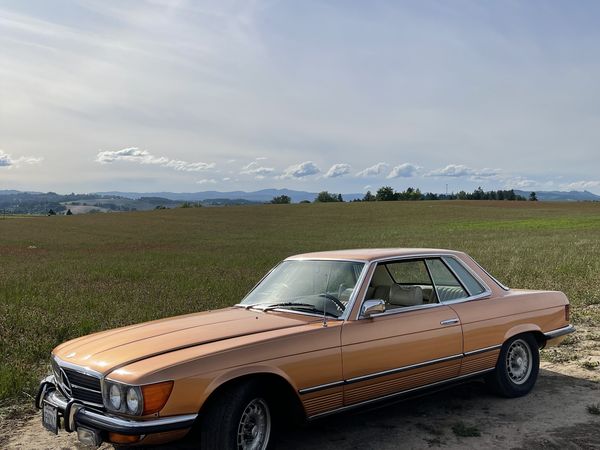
[2,329,599,450]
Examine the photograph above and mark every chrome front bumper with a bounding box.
[36,375,197,438]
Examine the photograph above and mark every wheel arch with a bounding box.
[503,324,546,349]
[199,366,307,422]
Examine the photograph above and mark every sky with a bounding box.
[1,0,600,194]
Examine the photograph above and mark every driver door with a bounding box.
[341,258,463,406]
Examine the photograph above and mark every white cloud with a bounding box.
[428,164,499,178]
[501,176,538,189]
[240,161,274,178]
[197,178,217,184]
[559,180,600,191]
[278,161,320,179]
[95,147,214,172]
[356,162,388,178]
[387,163,420,178]
[0,149,43,168]
[324,163,351,178]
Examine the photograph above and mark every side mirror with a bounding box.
[361,299,385,318]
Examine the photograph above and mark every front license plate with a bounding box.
[42,402,59,434]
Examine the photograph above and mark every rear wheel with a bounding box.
[486,334,539,397]
[200,380,273,450]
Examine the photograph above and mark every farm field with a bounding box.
[1,200,599,448]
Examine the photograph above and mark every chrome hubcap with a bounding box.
[237,398,271,450]
[506,339,532,385]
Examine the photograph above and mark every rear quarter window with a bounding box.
[443,257,486,296]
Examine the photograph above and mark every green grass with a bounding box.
[1,200,600,401]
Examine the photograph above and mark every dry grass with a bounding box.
[1,200,600,401]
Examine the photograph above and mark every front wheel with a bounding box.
[486,334,540,398]
[200,380,273,450]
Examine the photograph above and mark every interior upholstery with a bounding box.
[388,285,423,307]
[436,286,467,302]
[372,285,390,301]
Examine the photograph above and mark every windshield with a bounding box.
[240,260,365,318]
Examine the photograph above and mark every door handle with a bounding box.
[440,318,460,326]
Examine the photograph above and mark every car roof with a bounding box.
[286,248,466,262]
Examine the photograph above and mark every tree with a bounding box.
[529,192,538,201]
[315,191,340,202]
[66,209,73,215]
[47,209,56,216]
[271,195,291,204]
[337,193,344,202]
[362,191,375,202]
[376,186,396,201]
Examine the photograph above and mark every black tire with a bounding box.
[486,333,540,398]
[200,380,273,450]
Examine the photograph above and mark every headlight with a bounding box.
[126,387,141,414]
[109,384,122,409]
[103,379,173,416]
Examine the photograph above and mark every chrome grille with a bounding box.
[52,358,104,408]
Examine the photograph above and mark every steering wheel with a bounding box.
[318,293,346,312]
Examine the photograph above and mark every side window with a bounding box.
[367,259,438,306]
[387,260,430,285]
[425,259,468,302]
[443,257,486,296]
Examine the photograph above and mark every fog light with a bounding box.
[77,426,102,447]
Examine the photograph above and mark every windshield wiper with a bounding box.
[260,302,338,317]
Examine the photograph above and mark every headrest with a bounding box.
[389,285,423,306]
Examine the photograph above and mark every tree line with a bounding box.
[271,187,537,204]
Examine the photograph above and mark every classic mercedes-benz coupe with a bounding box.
[37,249,574,449]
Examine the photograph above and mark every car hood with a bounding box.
[53,307,319,375]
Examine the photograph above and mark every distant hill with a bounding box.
[514,190,600,201]
[95,189,364,203]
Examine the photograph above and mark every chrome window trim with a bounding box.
[468,255,510,291]
[307,368,495,420]
[439,255,492,299]
[366,301,444,318]
[285,257,370,263]
[353,253,494,320]
[338,260,370,320]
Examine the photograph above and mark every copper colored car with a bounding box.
[36,248,574,448]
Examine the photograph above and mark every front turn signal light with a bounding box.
[142,380,174,415]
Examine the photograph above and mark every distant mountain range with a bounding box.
[1,188,599,214]
[95,188,364,203]
[513,190,600,201]
[95,188,600,203]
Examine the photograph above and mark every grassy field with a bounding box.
[1,200,600,402]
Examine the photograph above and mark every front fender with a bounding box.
[202,364,301,405]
